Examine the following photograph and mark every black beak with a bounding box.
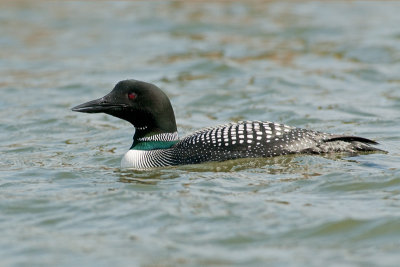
[71,96,127,113]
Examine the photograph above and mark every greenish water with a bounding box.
[1,1,400,266]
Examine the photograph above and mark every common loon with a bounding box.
[72,79,382,169]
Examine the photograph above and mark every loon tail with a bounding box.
[303,135,385,154]
[326,136,379,145]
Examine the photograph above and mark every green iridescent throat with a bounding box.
[131,140,178,151]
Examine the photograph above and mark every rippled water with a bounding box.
[1,1,400,266]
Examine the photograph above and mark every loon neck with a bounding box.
[131,131,179,150]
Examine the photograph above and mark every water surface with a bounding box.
[1,1,400,266]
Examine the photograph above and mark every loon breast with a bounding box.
[121,149,176,169]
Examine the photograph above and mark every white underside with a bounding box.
[121,149,175,169]
[121,150,148,169]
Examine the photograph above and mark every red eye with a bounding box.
[128,93,137,100]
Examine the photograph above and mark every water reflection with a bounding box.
[116,153,381,184]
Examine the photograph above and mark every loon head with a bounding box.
[72,80,177,139]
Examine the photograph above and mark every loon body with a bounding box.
[72,80,382,169]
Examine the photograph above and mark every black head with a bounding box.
[72,80,177,139]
